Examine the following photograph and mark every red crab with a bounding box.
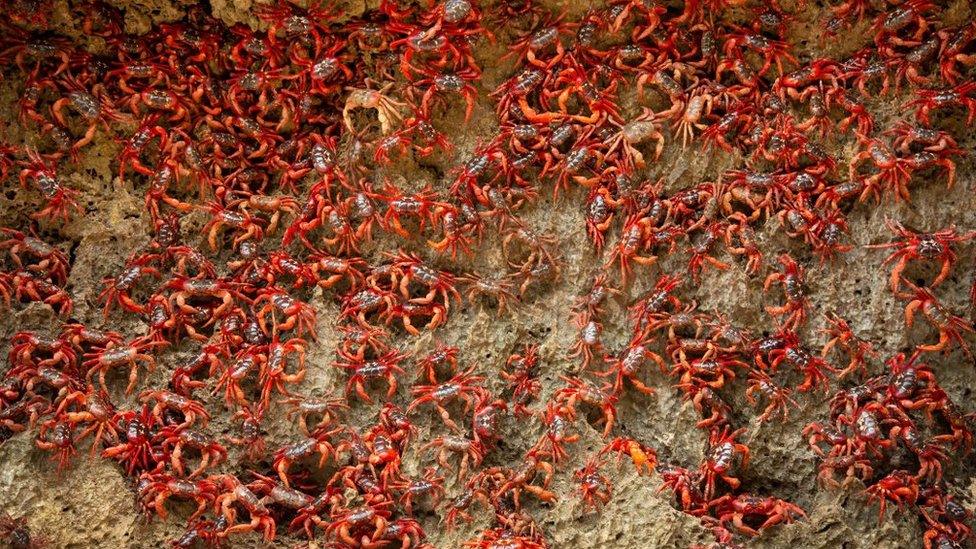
[214,474,277,541]
[0,228,70,284]
[463,527,547,549]
[35,420,77,472]
[745,370,798,422]
[253,287,317,339]
[395,466,446,516]
[334,349,408,403]
[83,339,162,394]
[99,255,161,317]
[387,250,462,310]
[325,499,394,547]
[407,366,487,433]
[763,254,808,330]
[18,149,81,222]
[575,457,612,513]
[272,430,343,487]
[140,389,210,428]
[600,436,657,476]
[102,406,160,475]
[553,376,619,438]
[532,402,580,462]
[908,81,976,126]
[820,312,877,378]
[864,470,920,524]
[866,219,974,296]
[903,281,975,357]
[422,434,486,480]
[53,387,121,452]
[709,493,806,536]
[701,427,751,499]
[138,472,219,523]
[156,425,227,478]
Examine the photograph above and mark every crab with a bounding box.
[532,402,580,463]
[554,376,619,438]
[848,138,913,202]
[380,183,445,238]
[815,453,874,487]
[202,201,266,251]
[138,472,219,523]
[599,436,657,476]
[721,27,798,76]
[745,370,798,422]
[700,427,751,499]
[865,470,920,524]
[102,407,159,475]
[413,343,459,384]
[257,335,308,408]
[83,339,162,394]
[672,89,714,148]
[866,219,974,296]
[603,109,666,169]
[421,434,486,480]
[340,287,398,328]
[214,475,277,541]
[18,148,81,222]
[281,393,348,436]
[253,287,317,339]
[343,81,407,135]
[334,349,407,403]
[411,66,481,122]
[311,253,367,290]
[604,215,659,284]
[164,276,239,319]
[226,405,266,462]
[156,426,226,478]
[0,393,48,435]
[51,76,123,152]
[487,451,557,508]
[907,80,976,127]
[599,339,665,395]
[384,298,448,335]
[395,466,446,516]
[575,457,612,513]
[100,261,161,318]
[763,330,836,393]
[35,420,77,471]
[0,228,69,284]
[243,475,319,535]
[763,254,808,330]
[709,494,805,536]
[656,464,706,513]
[0,510,47,549]
[672,353,748,390]
[140,389,210,428]
[463,527,548,549]
[53,386,121,451]
[213,348,262,407]
[504,12,575,69]
[408,366,487,433]
[903,281,975,357]
[8,330,76,370]
[273,430,344,487]
[387,250,462,310]
[820,312,877,378]
[325,499,394,547]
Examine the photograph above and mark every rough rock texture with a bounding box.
[0,0,974,548]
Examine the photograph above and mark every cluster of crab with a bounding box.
[805,351,973,549]
[0,0,975,547]
[0,0,561,546]
[533,269,812,543]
